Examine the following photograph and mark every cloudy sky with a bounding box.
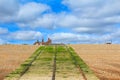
[0,0,120,44]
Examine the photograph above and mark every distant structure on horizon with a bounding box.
[34,38,52,45]
[105,40,112,44]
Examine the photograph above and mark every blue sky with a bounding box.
[0,0,120,44]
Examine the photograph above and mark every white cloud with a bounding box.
[104,16,120,23]
[16,2,50,23]
[50,32,94,43]
[56,14,104,28]
[0,0,120,44]
[53,13,117,34]
[0,0,19,22]
[49,31,120,44]
[59,0,120,35]
[0,0,19,15]
[0,27,8,34]
[0,39,5,44]
[63,0,103,11]
[18,14,56,29]
[56,13,79,28]
[73,26,117,34]
[96,0,120,17]
[0,1,51,23]
[105,29,120,40]
[62,0,120,17]
[8,31,42,41]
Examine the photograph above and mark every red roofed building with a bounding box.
[34,38,52,45]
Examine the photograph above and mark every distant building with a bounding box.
[34,38,52,45]
[106,42,112,44]
[106,40,112,44]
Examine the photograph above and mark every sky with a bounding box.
[0,0,120,44]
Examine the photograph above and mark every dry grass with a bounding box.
[0,45,39,80]
[71,44,120,80]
